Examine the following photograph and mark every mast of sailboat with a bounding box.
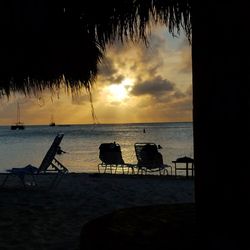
[11,102,25,130]
[49,114,55,126]
[17,102,21,124]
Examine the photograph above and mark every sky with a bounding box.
[0,26,192,125]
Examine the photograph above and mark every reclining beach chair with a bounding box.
[134,142,172,175]
[98,142,134,174]
[1,133,68,189]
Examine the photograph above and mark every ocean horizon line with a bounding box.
[0,121,193,127]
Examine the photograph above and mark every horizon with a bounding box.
[0,120,193,127]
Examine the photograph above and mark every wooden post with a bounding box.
[192,2,248,248]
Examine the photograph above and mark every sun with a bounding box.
[108,84,127,101]
[107,78,133,102]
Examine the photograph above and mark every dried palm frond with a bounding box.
[0,0,191,97]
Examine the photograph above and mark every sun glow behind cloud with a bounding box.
[107,78,134,102]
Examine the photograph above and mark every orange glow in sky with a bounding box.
[0,26,192,125]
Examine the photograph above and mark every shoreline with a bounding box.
[0,173,194,250]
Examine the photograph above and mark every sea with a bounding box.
[0,122,193,174]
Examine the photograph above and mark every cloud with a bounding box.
[178,45,192,74]
[71,94,89,105]
[0,25,192,125]
[98,57,118,78]
[98,56,126,85]
[93,27,192,123]
[131,76,174,97]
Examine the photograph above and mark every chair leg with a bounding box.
[18,175,27,188]
[1,174,10,188]
[31,175,38,186]
[50,173,63,189]
[130,166,135,175]
[138,167,144,175]
[165,168,169,175]
[127,166,133,174]
[114,165,118,174]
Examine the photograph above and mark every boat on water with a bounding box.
[49,115,56,126]
[11,122,25,130]
[49,121,56,127]
[11,102,25,130]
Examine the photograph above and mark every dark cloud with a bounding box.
[98,56,125,84]
[146,64,162,76]
[111,75,125,84]
[172,90,186,99]
[131,76,174,97]
[139,38,165,72]
[98,57,117,78]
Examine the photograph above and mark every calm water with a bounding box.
[0,122,193,173]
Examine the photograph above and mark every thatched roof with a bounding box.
[0,0,191,97]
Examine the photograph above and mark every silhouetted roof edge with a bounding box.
[0,0,191,97]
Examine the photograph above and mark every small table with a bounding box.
[172,156,194,178]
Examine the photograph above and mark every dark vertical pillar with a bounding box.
[192,2,249,248]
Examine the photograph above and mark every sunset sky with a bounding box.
[0,26,192,125]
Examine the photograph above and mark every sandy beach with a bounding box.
[0,173,194,250]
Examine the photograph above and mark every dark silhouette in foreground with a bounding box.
[80,203,197,250]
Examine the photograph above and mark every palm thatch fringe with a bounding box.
[0,0,191,97]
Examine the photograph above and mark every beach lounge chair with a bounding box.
[1,133,68,189]
[98,142,134,174]
[134,143,172,175]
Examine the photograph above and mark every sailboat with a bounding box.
[49,114,56,126]
[11,102,25,130]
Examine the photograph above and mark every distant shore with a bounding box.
[0,173,194,250]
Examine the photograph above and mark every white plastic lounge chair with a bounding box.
[98,142,134,174]
[134,142,172,175]
[1,133,68,189]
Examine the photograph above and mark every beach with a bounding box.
[0,173,194,250]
